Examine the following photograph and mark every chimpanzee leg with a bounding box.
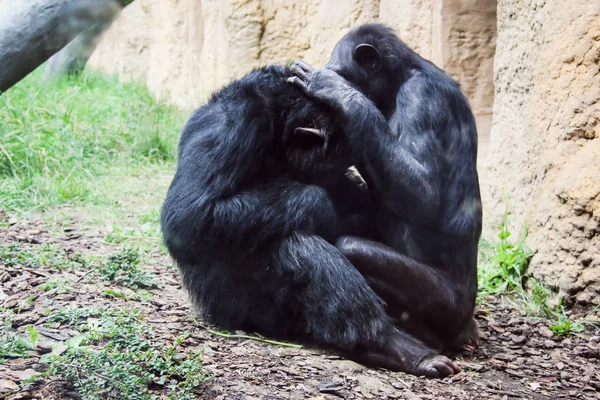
[336,236,474,348]
[181,233,459,377]
[276,235,460,376]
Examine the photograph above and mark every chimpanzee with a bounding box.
[289,23,482,368]
[160,64,460,377]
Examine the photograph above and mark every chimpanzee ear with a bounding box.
[354,44,381,70]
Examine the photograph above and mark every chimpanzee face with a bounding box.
[283,99,352,180]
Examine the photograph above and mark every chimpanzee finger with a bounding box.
[289,63,311,83]
[293,59,315,74]
[287,76,308,92]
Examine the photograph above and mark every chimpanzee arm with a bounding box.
[210,180,339,248]
[162,102,338,255]
[289,63,443,224]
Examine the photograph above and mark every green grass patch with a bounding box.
[478,208,532,298]
[478,209,595,335]
[0,243,86,270]
[1,242,157,291]
[42,308,210,399]
[38,278,72,294]
[97,246,157,289]
[0,66,185,214]
[550,302,585,336]
[0,312,39,362]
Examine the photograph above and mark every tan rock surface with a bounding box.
[485,0,600,303]
[89,1,493,113]
[89,0,381,107]
[379,0,437,60]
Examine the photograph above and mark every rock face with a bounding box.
[485,0,600,303]
[88,0,382,107]
[88,1,495,123]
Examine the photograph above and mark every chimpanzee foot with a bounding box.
[353,329,460,378]
[450,317,480,353]
[414,354,460,378]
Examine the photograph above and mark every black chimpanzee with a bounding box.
[289,23,482,367]
[160,64,460,377]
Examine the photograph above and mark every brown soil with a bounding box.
[1,219,599,400]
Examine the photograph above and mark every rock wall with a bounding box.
[484,0,600,303]
[88,0,496,122]
[89,0,383,107]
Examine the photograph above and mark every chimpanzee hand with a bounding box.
[288,60,367,113]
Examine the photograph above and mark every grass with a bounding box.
[0,66,211,398]
[477,207,532,298]
[550,302,585,336]
[97,246,157,289]
[0,311,39,361]
[1,306,209,396]
[0,242,157,293]
[0,65,185,217]
[0,243,86,270]
[478,209,595,335]
[39,278,72,294]
[41,308,210,399]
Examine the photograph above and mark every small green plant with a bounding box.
[97,246,157,289]
[39,278,71,294]
[550,302,585,336]
[0,243,87,270]
[0,317,39,361]
[478,208,532,298]
[46,307,106,328]
[44,308,209,399]
[103,288,152,302]
[521,280,554,318]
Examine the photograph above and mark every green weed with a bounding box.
[38,278,71,294]
[43,308,209,399]
[97,246,157,289]
[103,288,153,302]
[0,243,86,270]
[477,213,589,336]
[478,208,532,298]
[550,302,585,336]
[0,315,39,362]
[524,280,554,318]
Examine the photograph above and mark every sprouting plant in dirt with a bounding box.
[103,288,152,302]
[478,208,532,298]
[550,301,585,336]
[46,307,106,328]
[0,243,88,270]
[38,278,71,294]
[97,246,157,289]
[521,280,554,318]
[0,319,40,362]
[45,309,210,400]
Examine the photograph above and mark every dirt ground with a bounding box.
[1,219,599,400]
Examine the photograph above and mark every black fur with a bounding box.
[160,65,410,364]
[289,23,482,377]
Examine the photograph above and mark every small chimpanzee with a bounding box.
[160,64,460,377]
[289,23,482,370]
